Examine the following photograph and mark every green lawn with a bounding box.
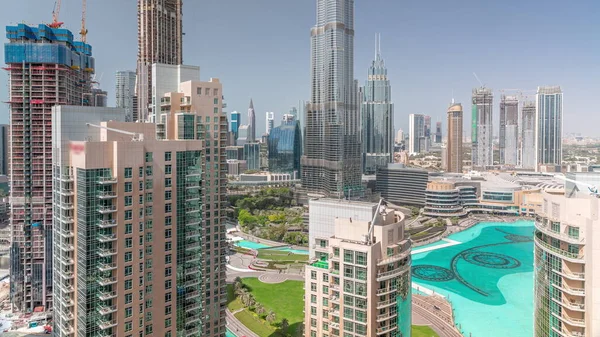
[256,250,308,262]
[412,325,440,337]
[226,284,244,312]
[242,277,304,325]
[234,310,279,337]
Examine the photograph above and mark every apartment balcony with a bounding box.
[98,248,117,257]
[98,206,117,214]
[57,296,74,307]
[57,189,74,197]
[185,302,201,313]
[57,309,74,322]
[185,328,200,336]
[97,191,117,199]
[97,320,118,330]
[60,229,74,238]
[552,312,585,328]
[376,263,411,282]
[377,311,395,322]
[98,234,117,243]
[377,323,397,335]
[97,277,117,286]
[61,323,75,334]
[552,297,585,312]
[551,326,585,337]
[97,177,117,185]
[97,263,117,272]
[377,247,411,266]
[534,236,584,263]
[59,175,74,182]
[60,216,74,224]
[185,278,201,287]
[376,287,398,296]
[59,202,74,210]
[97,291,117,301]
[553,268,585,281]
[59,256,74,266]
[98,220,117,229]
[160,97,171,106]
[97,305,117,315]
[60,271,75,280]
[376,298,397,309]
[535,221,585,245]
[553,283,585,296]
[60,243,75,252]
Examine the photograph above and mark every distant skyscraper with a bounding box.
[90,87,108,107]
[499,95,519,165]
[361,35,394,174]
[0,125,8,176]
[268,115,302,176]
[536,86,563,167]
[136,0,183,122]
[521,102,536,169]
[5,23,95,311]
[248,99,256,142]
[231,111,241,140]
[237,125,249,146]
[296,100,306,144]
[435,122,442,143]
[396,129,405,143]
[265,111,274,135]
[301,0,361,197]
[244,143,261,171]
[447,103,464,173]
[424,115,432,142]
[116,70,137,121]
[408,114,426,154]
[472,87,494,168]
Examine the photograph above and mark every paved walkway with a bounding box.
[413,294,463,337]
[226,309,259,337]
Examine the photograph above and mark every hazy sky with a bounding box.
[1,0,599,136]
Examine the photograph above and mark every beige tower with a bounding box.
[136,0,183,122]
[447,103,463,173]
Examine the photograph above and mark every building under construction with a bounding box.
[136,0,183,122]
[4,23,95,312]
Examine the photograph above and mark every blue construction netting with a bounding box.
[5,23,92,56]
[4,43,95,69]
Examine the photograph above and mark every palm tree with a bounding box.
[266,311,276,325]
[255,303,265,316]
[247,294,256,307]
[280,318,289,334]
[235,286,247,297]
[240,292,251,307]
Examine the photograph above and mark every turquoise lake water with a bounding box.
[412,220,534,337]
[226,329,235,337]
[235,240,308,255]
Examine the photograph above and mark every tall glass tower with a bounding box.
[535,86,563,167]
[361,35,394,174]
[302,0,361,197]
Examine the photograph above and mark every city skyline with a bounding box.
[1,1,597,136]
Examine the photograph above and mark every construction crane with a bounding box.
[86,123,144,142]
[554,175,599,198]
[473,72,485,88]
[80,0,88,43]
[48,0,63,28]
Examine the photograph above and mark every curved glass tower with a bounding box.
[268,115,302,177]
[361,35,394,174]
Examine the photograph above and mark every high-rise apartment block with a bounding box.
[424,115,431,143]
[116,70,137,121]
[5,23,95,311]
[305,200,412,337]
[302,0,362,197]
[434,122,442,144]
[149,64,200,123]
[248,99,256,142]
[446,103,464,173]
[136,0,183,122]
[471,87,493,168]
[361,36,394,174]
[156,78,229,337]
[521,102,536,169]
[534,174,600,337]
[535,86,563,168]
[408,114,426,154]
[265,111,274,135]
[500,95,519,166]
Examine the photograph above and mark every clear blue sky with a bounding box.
[2,0,599,136]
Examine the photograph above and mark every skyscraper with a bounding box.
[265,111,274,135]
[115,70,137,121]
[535,86,563,168]
[499,95,519,165]
[5,23,95,311]
[471,87,494,168]
[408,114,426,154]
[396,129,404,144]
[268,114,302,176]
[136,0,183,122]
[0,125,8,176]
[435,121,443,144]
[521,102,536,169]
[447,103,464,173]
[301,0,362,197]
[361,35,394,174]
[231,111,241,140]
[248,99,256,142]
[424,115,432,143]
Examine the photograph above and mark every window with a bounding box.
[145,179,153,189]
[355,267,367,281]
[165,318,171,328]
[165,305,172,315]
[139,181,144,191]
[165,279,172,289]
[165,267,171,277]
[311,283,317,292]
[165,254,172,264]
[568,226,580,239]
[125,293,132,304]
[205,88,210,95]
[165,152,171,161]
[125,167,132,178]
[125,279,132,290]
[213,98,218,105]
[355,252,367,266]
[344,265,353,278]
[139,195,143,204]
[165,165,172,175]
[125,182,132,193]
[125,252,133,262]
[146,165,153,177]
[125,321,132,332]
[125,196,132,206]
[213,107,219,114]
[165,203,172,213]
[146,206,153,216]
[551,222,560,233]
[311,271,317,280]
[145,192,153,203]
[165,292,172,303]
[213,88,219,96]
[333,247,339,257]
[165,229,172,239]
[125,238,133,248]
[310,294,317,304]
[125,266,133,276]
[125,307,132,318]
[146,220,153,229]
[165,190,171,200]
[145,152,153,162]
[165,178,171,187]
[165,216,172,226]
[344,250,354,263]
[146,233,153,243]
[165,242,172,251]
[125,223,132,234]
[125,210,132,220]
[139,167,144,177]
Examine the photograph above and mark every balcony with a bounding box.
[98,220,117,229]
[534,236,584,263]
[97,177,117,185]
[553,269,585,281]
[552,312,585,328]
[59,256,74,266]
[377,311,394,322]
[377,246,411,266]
[61,271,75,280]
[60,243,75,252]
[535,221,585,244]
[60,216,74,224]
[551,326,585,337]
[98,248,117,257]
[97,305,117,315]
[97,277,117,286]
[97,263,117,272]
[98,206,117,214]
[61,323,74,334]
[376,262,411,281]
[60,229,74,238]
[97,320,118,330]
[59,202,74,210]
[553,283,585,296]
[376,287,398,296]
[377,323,397,335]
[376,298,397,309]
[97,291,117,301]
[97,191,117,199]
[98,234,117,243]
[59,175,74,182]
[552,297,585,312]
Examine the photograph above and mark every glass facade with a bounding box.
[243,143,260,171]
[267,119,302,175]
[536,87,563,166]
